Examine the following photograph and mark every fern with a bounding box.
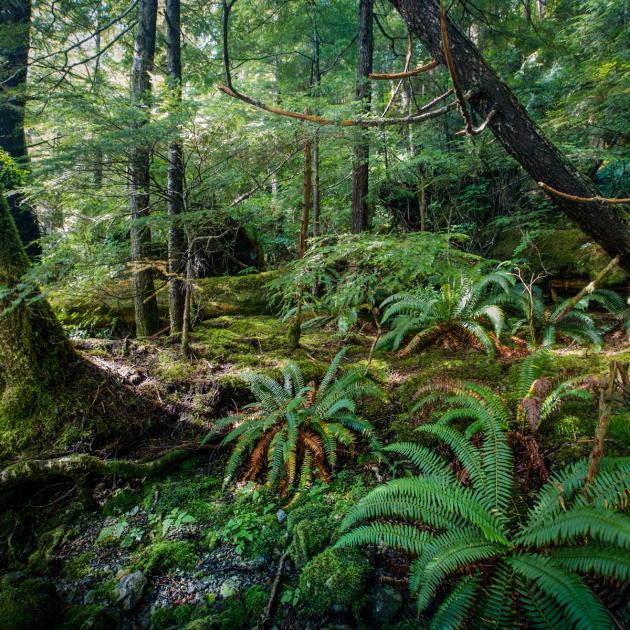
[207,348,381,493]
[337,408,630,627]
[377,271,513,355]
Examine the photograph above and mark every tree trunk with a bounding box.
[165,0,186,335]
[350,0,373,234]
[311,13,321,238]
[0,192,74,420]
[299,139,312,258]
[389,0,630,272]
[129,0,160,337]
[0,0,40,256]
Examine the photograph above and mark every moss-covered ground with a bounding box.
[1,280,630,628]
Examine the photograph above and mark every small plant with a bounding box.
[377,271,513,355]
[337,403,630,628]
[207,349,381,493]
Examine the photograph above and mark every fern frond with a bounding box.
[411,529,501,611]
[428,573,482,630]
[507,554,614,630]
[336,522,431,555]
[517,506,630,549]
[384,442,454,480]
[551,545,630,581]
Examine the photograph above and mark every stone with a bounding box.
[370,585,403,625]
[114,570,147,611]
[219,577,240,599]
[276,509,287,524]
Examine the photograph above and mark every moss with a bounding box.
[217,585,268,630]
[287,502,333,567]
[156,352,195,383]
[59,604,114,630]
[103,487,143,516]
[63,552,96,580]
[0,577,60,630]
[135,540,197,574]
[151,603,212,630]
[298,547,370,617]
[146,475,222,520]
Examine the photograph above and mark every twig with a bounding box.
[455,107,498,136]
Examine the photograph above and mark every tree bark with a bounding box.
[311,13,321,237]
[0,192,74,418]
[0,0,40,256]
[165,0,186,334]
[350,0,373,234]
[389,0,630,272]
[129,0,160,337]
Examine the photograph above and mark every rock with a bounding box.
[115,567,131,580]
[370,585,403,625]
[250,555,266,569]
[127,505,140,517]
[219,577,240,599]
[276,509,287,524]
[114,570,147,611]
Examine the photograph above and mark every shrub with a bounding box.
[337,404,630,628]
[207,348,381,492]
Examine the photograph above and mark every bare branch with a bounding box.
[455,107,497,136]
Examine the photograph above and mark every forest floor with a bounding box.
[2,310,630,629]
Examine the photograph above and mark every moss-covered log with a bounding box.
[0,446,207,494]
[0,192,75,424]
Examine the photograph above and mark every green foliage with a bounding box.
[0,149,24,192]
[338,406,630,628]
[378,270,513,355]
[151,603,212,630]
[270,233,483,336]
[208,348,381,492]
[217,585,268,630]
[297,547,370,617]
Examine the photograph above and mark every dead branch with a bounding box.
[455,107,498,136]
[439,5,475,135]
[255,550,290,630]
[538,182,630,205]
[370,59,438,80]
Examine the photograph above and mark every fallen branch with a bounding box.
[538,182,630,205]
[554,255,620,321]
[256,550,290,630]
[0,446,212,494]
[369,59,438,80]
[217,83,463,127]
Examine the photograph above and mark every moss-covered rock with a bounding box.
[135,540,197,574]
[217,585,267,630]
[298,547,370,617]
[490,227,627,284]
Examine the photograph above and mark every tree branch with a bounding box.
[439,5,475,135]
[370,59,438,80]
[538,182,630,205]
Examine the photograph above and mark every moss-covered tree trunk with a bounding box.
[0,192,74,422]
